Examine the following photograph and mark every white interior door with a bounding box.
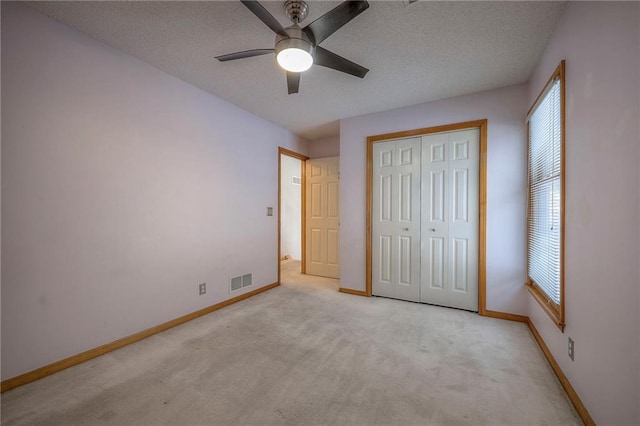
[421,129,479,311]
[305,157,340,278]
[372,138,421,302]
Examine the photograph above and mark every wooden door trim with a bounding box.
[366,119,488,314]
[278,147,309,283]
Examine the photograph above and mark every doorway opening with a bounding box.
[278,148,308,284]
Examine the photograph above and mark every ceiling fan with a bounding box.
[215,0,370,94]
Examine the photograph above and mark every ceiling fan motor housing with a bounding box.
[275,26,315,58]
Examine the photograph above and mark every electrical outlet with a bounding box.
[199,282,206,296]
[568,337,574,361]
[266,207,273,216]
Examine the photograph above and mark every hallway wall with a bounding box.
[280,155,302,260]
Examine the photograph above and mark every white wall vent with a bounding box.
[292,176,301,185]
[230,273,253,293]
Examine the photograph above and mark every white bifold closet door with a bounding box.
[372,129,479,311]
[372,137,421,302]
[421,129,479,311]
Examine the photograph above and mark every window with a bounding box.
[526,60,565,331]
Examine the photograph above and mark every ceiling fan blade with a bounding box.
[241,0,286,36]
[314,46,369,78]
[287,72,300,94]
[303,1,369,45]
[215,49,274,62]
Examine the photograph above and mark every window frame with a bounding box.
[526,60,566,332]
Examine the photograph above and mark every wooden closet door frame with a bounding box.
[365,119,488,315]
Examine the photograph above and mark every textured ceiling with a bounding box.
[26,1,566,140]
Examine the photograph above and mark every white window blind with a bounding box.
[528,77,562,305]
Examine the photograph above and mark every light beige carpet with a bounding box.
[1,260,581,425]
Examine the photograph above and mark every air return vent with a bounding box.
[230,276,242,292]
[242,274,252,288]
[230,273,253,293]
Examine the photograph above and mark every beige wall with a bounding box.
[1,3,307,380]
[308,136,339,159]
[527,2,640,424]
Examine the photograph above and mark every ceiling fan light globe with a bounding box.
[277,48,313,72]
